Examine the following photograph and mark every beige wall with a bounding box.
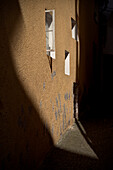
[0,0,76,168]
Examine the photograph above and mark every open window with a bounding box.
[45,9,55,59]
[65,50,70,76]
[71,17,78,41]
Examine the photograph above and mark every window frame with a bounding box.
[45,9,55,59]
[65,50,70,76]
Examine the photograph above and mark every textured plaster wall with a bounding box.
[0,0,76,168]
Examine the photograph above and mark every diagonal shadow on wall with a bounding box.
[1,1,113,170]
[0,0,53,169]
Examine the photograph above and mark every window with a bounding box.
[71,17,78,41]
[71,18,76,39]
[45,9,55,59]
[65,50,70,76]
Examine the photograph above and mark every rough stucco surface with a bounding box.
[0,0,76,169]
